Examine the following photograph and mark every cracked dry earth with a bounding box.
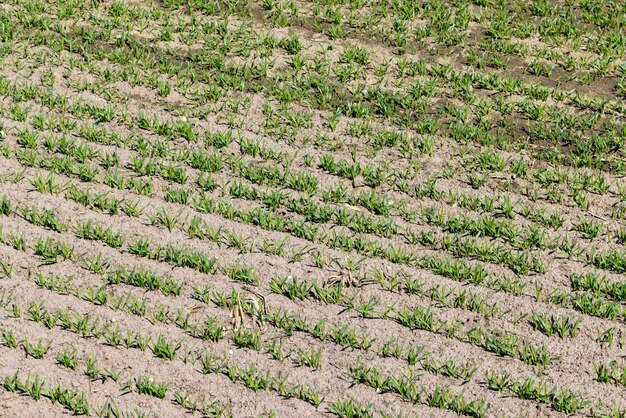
[1,0,626,417]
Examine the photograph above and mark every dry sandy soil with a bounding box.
[0,0,626,417]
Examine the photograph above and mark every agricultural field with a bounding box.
[1,0,626,416]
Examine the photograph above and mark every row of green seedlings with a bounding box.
[25,273,371,385]
[3,295,185,361]
[1,134,616,336]
[8,111,614,258]
[38,116,598,240]
[3,338,227,418]
[423,206,573,252]
[1,189,277,275]
[366,265,514,297]
[4,18,620,188]
[12,175,600,342]
[457,142,616,193]
[188,186,626,316]
[571,271,626,302]
[31,0,626,79]
[31,236,74,265]
[35,9,621,128]
[32,272,193,328]
[7,15,620,176]
[8,75,616,206]
[595,360,626,389]
[595,326,626,350]
[529,312,581,339]
[195,286,374,352]
[195,284,556,369]
[414,175,626,229]
[513,177,606,216]
[228,178,557,274]
[198,284,481,382]
[587,248,626,275]
[545,286,626,322]
[99,391,227,418]
[120,374,217,407]
[2,183,514,312]
[348,359,488,417]
[3,333,119,386]
[0,250,11,277]
[272,272,502,320]
[201,347,483,416]
[406,228,546,275]
[318,145,615,206]
[231,170,625,274]
[122,374,229,417]
[273,271,583,341]
[4,290,323,412]
[1,329,51,359]
[376,269,508,315]
[31,270,305,364]
[1,199,216,286]
[2,1,616,262]
[2,371,89,415]
[486,371,590,415]
[379,339,478,382]
[237,148,410,199]
[199,351,325,408]
[59,349,119,383]
[86,214,283,268]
